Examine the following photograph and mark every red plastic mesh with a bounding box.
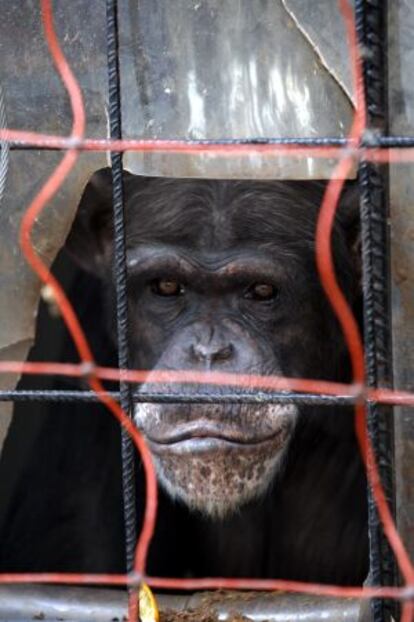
[0,1,414,620]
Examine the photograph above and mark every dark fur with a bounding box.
[0,172,368,584]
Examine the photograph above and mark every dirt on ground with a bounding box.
[159,590,271,622]
[160,609,251,622]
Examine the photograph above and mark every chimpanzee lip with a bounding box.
[146,421,286,446]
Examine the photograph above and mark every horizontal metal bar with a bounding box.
[0,390,121,403]
[6,134,414,151]
[0,585,366,622]
[377,137,414,147]
[8,136,347,150]
[0,389,355,405]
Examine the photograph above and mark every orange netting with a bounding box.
[0,1,413,620]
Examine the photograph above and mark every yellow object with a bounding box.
[139,582,159,622]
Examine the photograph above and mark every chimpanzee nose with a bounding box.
[191,340,234,365]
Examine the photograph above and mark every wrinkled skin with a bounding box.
[0,172,368,584]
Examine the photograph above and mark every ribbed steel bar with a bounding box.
[0,389,355,406]
[6,134,414,151]
[0,84,9,204]
[355,2,397,621]
[106,0,137,574]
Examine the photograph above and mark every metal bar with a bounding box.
[6,135,414,151]
[0,389,355,405]
[0,84,9,205]
[106,0,137,574]
[355,2,397,621]
[0,586,366,622]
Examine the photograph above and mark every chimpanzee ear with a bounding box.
[66,167,134,276]
[337,182,361,284]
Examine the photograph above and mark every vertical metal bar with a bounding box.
[106,0,137,572]
[354,2,397,621]
[0,84,9,205]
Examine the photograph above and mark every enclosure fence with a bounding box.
[0,1,413,621]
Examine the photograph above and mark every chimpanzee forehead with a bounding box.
[125,244,293,285]
[124,177,323,253]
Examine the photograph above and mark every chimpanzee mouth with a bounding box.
[146,421,286,450]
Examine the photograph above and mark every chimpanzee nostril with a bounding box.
[191,342,234,364]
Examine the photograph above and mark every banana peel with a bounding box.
[139,582,159,622]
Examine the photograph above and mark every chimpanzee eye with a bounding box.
[245,283,277,301]
[151,278,185,297]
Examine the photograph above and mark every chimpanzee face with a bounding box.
[69,172,358,518]
[131,250,299,515]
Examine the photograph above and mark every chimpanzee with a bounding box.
[0,171,368,585]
